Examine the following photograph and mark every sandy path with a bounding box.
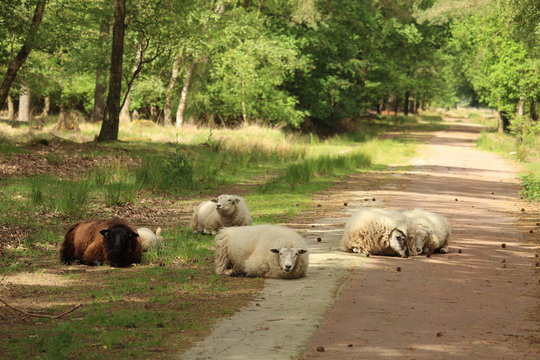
[179,121,540,359]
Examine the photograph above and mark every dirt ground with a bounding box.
[179,121,540,359]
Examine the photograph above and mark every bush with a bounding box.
[520,174,540,200]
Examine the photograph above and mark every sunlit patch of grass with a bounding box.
[476,131,516,156]
[143,228,213,265]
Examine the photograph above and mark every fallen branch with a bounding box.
[0,298,82,319]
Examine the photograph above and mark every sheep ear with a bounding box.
[210,198,218,203]
[155,227,162,236]
[100,230,110,237]
[270,249,280,254]
[298,249,307,254]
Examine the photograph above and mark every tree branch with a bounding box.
[0,298,82,320]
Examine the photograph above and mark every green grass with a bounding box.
[473,110,540,201]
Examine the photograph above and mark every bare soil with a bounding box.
[180,121,540,359]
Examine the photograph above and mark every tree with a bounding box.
[97,0,126,142]
[0,0,46,109]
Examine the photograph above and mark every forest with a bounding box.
[1,0,539,139]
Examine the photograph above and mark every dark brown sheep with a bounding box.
[59,218,142,267]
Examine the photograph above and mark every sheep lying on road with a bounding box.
[215,224,309,279]
[137,227,163,251]
[403,208,450,255]
[191,194,252,235]
[341,207,409,257]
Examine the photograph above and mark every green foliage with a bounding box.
[520,174,540,200]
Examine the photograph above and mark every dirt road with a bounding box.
[179,121,540,359]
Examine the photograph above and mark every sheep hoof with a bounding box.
[439,247,448,254]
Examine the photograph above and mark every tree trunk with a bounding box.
[40,96,50,117]
[120,93,132,122]
[18,87,31,122]
[498,111,510,133]
[7,95,15,120]
[393,96,399,116]
[55,107,80,131]
[0,0,46,109]
[241,101,248,125]
[163,55,182,126]
[403,91,410,116]
[175,61,196,128]
[517,94,525,117]
[530,99,538,121]
[91,19,110,123]
[97,0,126,142]
[120,39,145,123]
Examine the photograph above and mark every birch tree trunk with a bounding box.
[173,2,226,128]
[0,0,46,109]
[517,92,525,117]
[163,55,182,126]
[97,0,126,142]
[120,38,145,123]
[18,87,31,122]
[7,95,15,120]
[175,61,196,128]
[40,96,50,117]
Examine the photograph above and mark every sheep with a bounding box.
[190,194,252,235]
[403,208,450,256]
[215,224,309,279]
[137,227,163,252]
[341,207,410,257]
[59,218,142,267]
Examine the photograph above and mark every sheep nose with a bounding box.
[216,204,222,209]
[416,248,422,253]
[284,265,292,271]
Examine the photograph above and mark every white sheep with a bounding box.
[341,207,410,257]
[403,208,450,255]
[137,227,163,251]
[215,224,309,279]
[190,194,252,235]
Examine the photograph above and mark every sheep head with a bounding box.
[270,247,307,273]
[212,194,240,216]
[384,228,409,258]
[100,226,139,266]
[408,227,429,256]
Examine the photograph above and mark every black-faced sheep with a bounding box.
[137,227,163,252]
[403,208,450,255]
[215,224,309,279]
[190,194,252,235]
[59,218,142,267]
[341,207,410,257]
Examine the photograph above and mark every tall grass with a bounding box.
[259,151,371,192]
[28,175,93,216]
